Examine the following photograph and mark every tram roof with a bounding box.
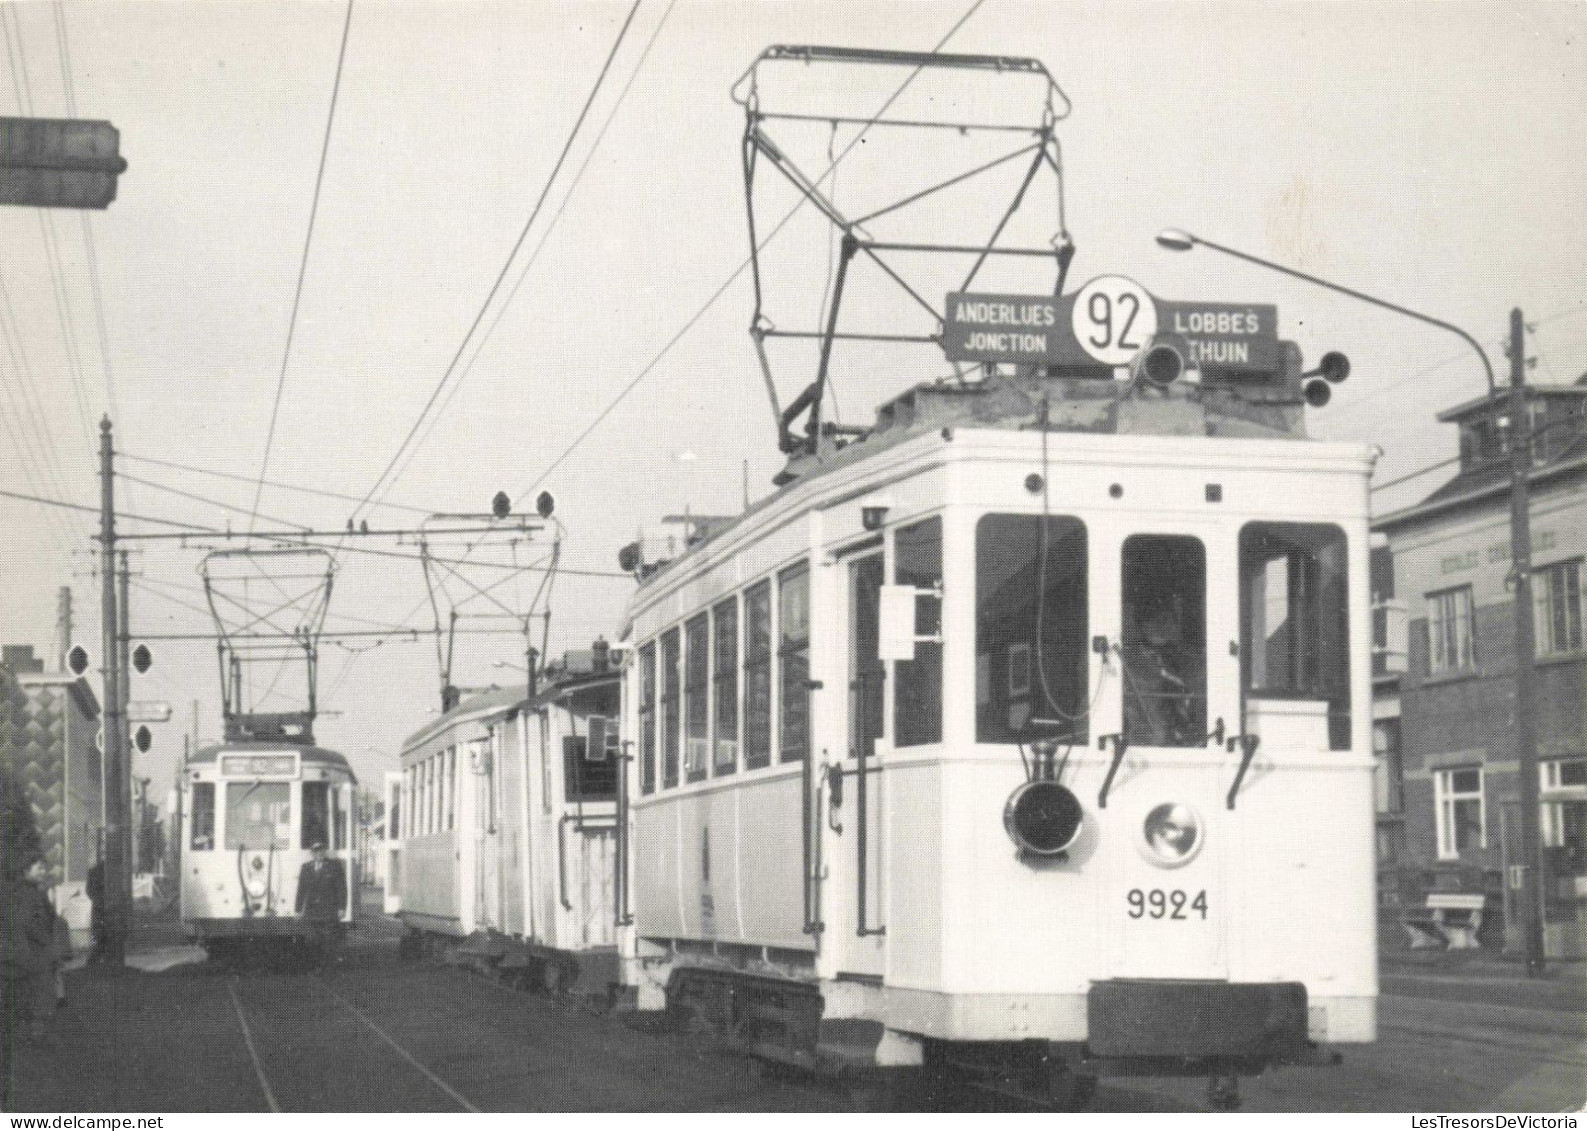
[400,660,618,754]
[188,742,353,774]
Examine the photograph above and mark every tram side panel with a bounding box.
[398,735,465,937]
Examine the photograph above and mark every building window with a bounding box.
[1535,559,1583,659]
[779,563,811,763]
[1373,717,1403,814]
[661,628,681,788]
[713,597,739,774]
[1542,758,1586,874]
[1435,766,1485,859]
[1427,585,1476,675]
[743,581,772,770]
[684,613,710,782]
[895,517,943,747]
[639,643,656,794]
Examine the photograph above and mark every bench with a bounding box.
[1401,893,1488,950]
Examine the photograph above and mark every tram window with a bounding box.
[639,642,657,794]
[302,781,330,849]
[446,747,457,830]
[743,581,773,770]
[713,597,739,775]
[332,785,348,851]
[564,728,618,801]
[661,628,681,788]
[190,782,215,850]
[225,781,290,850]
[1240,522,1351,750]
[779,563,811,764]
[977,515,1089,744]
[1122,534,1207,748]
[896,517,943,747]
[684,613,710,782]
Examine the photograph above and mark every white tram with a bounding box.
[390,648,621,991]
[616,348,1378,1103]
[179,713,357,958]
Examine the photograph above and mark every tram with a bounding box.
[390,647,621,992]
[610,46,1378,1108]
[178,711,357,960]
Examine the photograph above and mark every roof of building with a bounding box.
[1435,383,1587,424]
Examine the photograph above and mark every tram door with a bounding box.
[828,552,887,978]
[1109,532,1230,979]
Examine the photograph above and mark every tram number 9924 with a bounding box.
[1127,889,1209,920]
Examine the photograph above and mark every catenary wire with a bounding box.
[350,0,643,524]
[249,0,356,535]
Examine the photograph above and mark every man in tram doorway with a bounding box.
[295,842,347,968]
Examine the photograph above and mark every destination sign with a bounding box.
[943,278,1278,373]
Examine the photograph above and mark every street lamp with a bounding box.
[1157,229,1545,976]
[1155,230,1495,396]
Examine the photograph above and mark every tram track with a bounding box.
[222,970,482,1112]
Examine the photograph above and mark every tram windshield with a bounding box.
[976,515,1089,744]
[1122,535,1207,747]
[226,781,291,850]
[1240,522,1351,749]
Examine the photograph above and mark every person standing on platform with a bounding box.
[294,842,347,967]
[85,857,106,966]
[2,856,55,1108]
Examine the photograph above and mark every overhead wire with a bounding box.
[349,0,642,525]
[120,449,439,517]
[2,5,96,455]
[249,0,356,535]
[373,0,679,509]
[509,0,991,508]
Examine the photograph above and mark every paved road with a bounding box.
[10,924,1583,1112]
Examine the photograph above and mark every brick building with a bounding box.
[0,643,104,947]
[1373,382,1587,957]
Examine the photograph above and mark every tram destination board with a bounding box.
[943,279,1278,373]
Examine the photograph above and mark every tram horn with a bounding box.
[1130,332,1193,389]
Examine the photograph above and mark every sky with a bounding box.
[1,0,1584,799]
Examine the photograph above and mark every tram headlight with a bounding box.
[1139,802,1205,867]
[1004,780,1084,856]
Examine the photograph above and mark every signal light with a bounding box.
[536,491,555,519]
[67,645,90,676]
[1304,350,1351,384]
[1304,379,1332,408]
[491,491,511,519]
[131,643,152,674]
[1004,780,1084,856]
[133,725,152,753]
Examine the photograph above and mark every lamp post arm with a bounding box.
[1186,234,1496,396]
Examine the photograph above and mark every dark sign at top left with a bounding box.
[0,117,128,210]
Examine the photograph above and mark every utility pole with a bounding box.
[98,416,127,966]
[1508,307,1545,976]
[55,586,72,671]
[118,550,134,887]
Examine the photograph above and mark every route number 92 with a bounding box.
[1071,275,1159,366]
[1127,888,1208,920]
